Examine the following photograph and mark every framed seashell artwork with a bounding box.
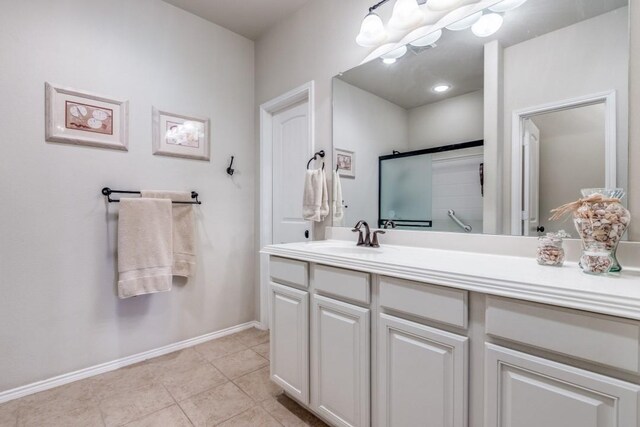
[45,82,129,151]
[152,107,210,161]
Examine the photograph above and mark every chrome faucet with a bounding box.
[352,220,385,248]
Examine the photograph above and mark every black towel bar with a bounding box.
[101,187,201,204]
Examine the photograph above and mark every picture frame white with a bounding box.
[335,148,355,178]
[45,82,129,151]
[152,107,210,161]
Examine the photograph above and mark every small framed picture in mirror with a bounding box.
[335,148,355,178]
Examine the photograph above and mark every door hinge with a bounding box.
[521,211,529,220]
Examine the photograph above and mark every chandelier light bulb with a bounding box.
[446,10,483,31]
[409,29,443,47]
[356,12,387,47]
[380,45,408,64]
[489,0,528,13]
[388,0,424,31]
[471,13,503,38]
[426,0,464,12]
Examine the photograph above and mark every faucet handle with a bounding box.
[352,228,365,246]
[371,230,386,248]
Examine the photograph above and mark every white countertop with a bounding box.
[262,239,640,320]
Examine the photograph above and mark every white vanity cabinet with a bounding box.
[265,246,640,427]
[311,294,370,427]
[378,313,468,427]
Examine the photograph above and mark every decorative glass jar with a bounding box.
[580,242,613,275]
[536,232,567,267]
[573,188,630,272]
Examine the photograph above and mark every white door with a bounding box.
[272,101,312,244]
[522,119,541,236]
[311,294,370,427]
[270,282,309,404]
[378,313,468,427]
[485,344,640,427]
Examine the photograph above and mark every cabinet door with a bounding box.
[311,294,370,427]
[485,344,640,427]
[378,313,469,427]
[270,282,309,404]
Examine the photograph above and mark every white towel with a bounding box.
[332,170,344,225]
[303,168,329,222]
[141,190,196,278]
[117,198,173,299]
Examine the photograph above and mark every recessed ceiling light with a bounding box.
[471,13,503,38]
[433,84,451,93]
[489,0,528,13]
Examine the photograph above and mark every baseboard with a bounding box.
[0,320,262,404]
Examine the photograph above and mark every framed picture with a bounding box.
[45,83,129,150]
[335,148,355,178]
[152,108,210,161]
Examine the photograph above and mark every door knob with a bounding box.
[537,226,545,233]
[304,230,309,239]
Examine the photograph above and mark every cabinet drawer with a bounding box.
[270,256,308,289]
[313,265,370,305]
[486,296,640,373]
[379,276,468,329]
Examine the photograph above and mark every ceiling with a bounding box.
[337,0,628,109]
[162,0,311,40]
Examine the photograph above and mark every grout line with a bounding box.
[176,401,196,427]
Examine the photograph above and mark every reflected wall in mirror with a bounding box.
[332,0,630,237]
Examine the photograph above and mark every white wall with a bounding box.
[333,79,409,226]
[501,8,629,233]
[408,90,484,149]
[0,0,255,393]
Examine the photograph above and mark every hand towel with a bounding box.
[117,198,173,299]
[141,190,196,278]
[332,170,344,225]
[303,168,329,222]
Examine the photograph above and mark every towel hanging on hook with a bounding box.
[306,150,325,170]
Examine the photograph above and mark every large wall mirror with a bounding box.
[332,0,629,237]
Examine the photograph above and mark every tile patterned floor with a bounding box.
[0,328,328,427]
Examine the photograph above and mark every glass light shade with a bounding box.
[356,12,387,47]
[388,0,425,31]
[425,0,464,12]
[489,0,528,13]
[445,10,483,31]
[409,29,442,47]
[380,45,408,62]
[471,13,503,37]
